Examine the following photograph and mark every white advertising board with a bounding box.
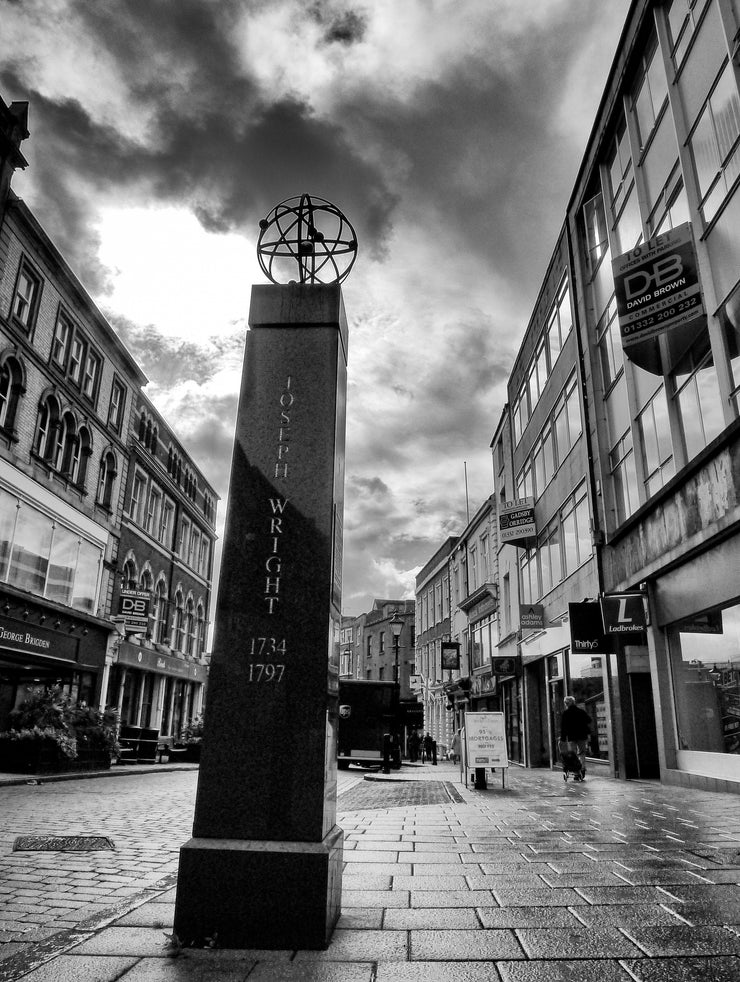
[464,712,508,769]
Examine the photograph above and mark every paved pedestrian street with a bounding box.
[1,762,740,980]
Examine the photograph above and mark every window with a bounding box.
[689,61,740,223]
[185,598,195,655]
[108,379,125,433]
[607,118,642,254]
[638,385,675,496]
[130,471,148,526]
[68,336,84,386]
[666,0,710,68]
[671,335,724,460]
[648,166,690,237]
[11,262,41,331]
[178,517,191,558]
[609,430,639,525]
[173,590,185,650]
[596,299,623,391]
[160,501,174,547]
[63,424,90,486]
[379,631,385,654]
[198,536,210,577]
[632,37,669,150]
[0,487,102,611]
[583,192,609,273]
[152,579,168,644]
[97,451,117,509]
[561,483,592,576]
[0,356,23,434]
[51,311,73,368]
[146,486,162,537]
[82,349,101,401]
[34,395,61,464]
[121,558,137,590]
[195,603,205,657]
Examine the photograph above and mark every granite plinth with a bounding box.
[174,825,343,949]
[174,283,347,950]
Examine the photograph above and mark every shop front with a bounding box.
[520,617,614,775]
[651,531,740,792]
[0,593,112,730]
[107,639,207,743]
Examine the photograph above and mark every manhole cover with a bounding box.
[13,835,115,852]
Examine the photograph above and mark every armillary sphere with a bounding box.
[257,193,358,285]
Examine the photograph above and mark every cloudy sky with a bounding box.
[2,0,630,616]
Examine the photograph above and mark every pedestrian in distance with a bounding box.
[450,727,463,764]
[559,695,591,780]
[408,729,420,763]
[423,732,434,763]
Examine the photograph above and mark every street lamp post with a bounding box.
[390,612,404,767]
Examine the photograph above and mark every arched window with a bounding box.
[145,418,152,450]
[35,395,61,463]
[185,597,195,655]
[152,578,168,644]
[0,356,24,434]
[121,558,137,590]
[173,589,185,650]
[138,411,146,442]
[195,602,205,657]
[97,450,117,509]
[151,425,158,455]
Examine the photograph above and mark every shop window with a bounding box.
[689,61,740,224]
[1,493,101,610]
[568,651,609,760]
[11,261,42,332]
[669,601,740,754]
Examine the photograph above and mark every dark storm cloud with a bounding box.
[0,0,396,290]
[336,6,611,297]
[308,3,367,45]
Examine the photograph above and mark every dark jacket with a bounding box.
[560,705,591,742]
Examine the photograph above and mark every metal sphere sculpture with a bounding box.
[257,193,357,285]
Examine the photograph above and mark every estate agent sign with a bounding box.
[499,497,536,544]
[612,222,704,351]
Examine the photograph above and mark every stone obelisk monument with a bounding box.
[174,195,356,949]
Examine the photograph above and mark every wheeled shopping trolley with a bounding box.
[559,741,585,782]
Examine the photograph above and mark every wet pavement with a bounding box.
[0,761,739,980]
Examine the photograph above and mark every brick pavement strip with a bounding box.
[2,763,740,981]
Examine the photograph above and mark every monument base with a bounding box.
[173,826,343,950]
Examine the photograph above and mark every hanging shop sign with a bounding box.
[441,642,461,671]
[568,602,614,654]
[612,222,705,373]
[600,592,647,639]
[491,655,520,676]
[499,497,536,544]
[117,589,151,633]
[519,604,545,631]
